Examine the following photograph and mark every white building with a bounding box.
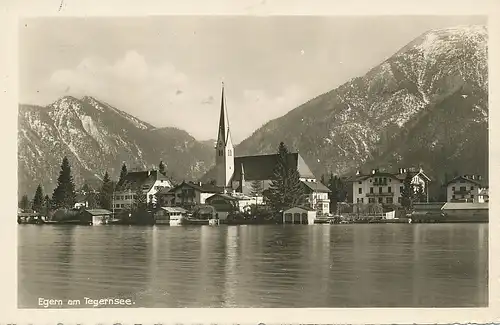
[350,167,431,205]
[445,175,487,203]
[113,170,172,211]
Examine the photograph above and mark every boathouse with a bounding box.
[283,207,317,225]
[154,207,187,225]
[81,209,112,225]
[441,202,488,222]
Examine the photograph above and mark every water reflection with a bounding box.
[18,223,488,308]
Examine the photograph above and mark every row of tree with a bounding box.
[19,157,170,215]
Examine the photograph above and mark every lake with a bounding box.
[18,223,488,308]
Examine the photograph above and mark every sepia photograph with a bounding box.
[16,13,489,310]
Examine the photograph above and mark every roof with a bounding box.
[445,175,485,187]
[200,152,316,183]
[160,207,186,213]
[206,193,240,201]
[168,181,223,194]
[84,209,112,215]
[115,170,171,192]
[441,202,489,210]
[301,181,331,193]
[284,206,317,212]
[347,168,431,182]
[75,194,87,202]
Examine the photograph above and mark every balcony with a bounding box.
[453,189,471,195]
[373,181,388,186]
[366,192,394,197]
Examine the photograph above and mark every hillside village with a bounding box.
[18,84,489,225]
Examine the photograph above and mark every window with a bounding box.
[460,186,466,192]
[378,197,383,203]
[218,150,223,156]
[369,198,375,203]
[386,197,393,204]
[360,198,364,203]
[452,195,456,199]
[358,181,362,184]
[398,197,402,203]
[370,187,374,193]
[379,187,382,194]
[400,186,403,193]
[358,188,362,194]
[471,186,474,190]
[452,186,455,191]
[471,195,475,199]
[228,149,232,156]
[388,187,392,193]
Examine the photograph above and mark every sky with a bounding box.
[19,15,486,144]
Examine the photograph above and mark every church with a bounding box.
[200,84,331,215]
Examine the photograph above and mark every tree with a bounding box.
[99,171,114,210]
[82,183,97,209]
[327,174,348,214]
[43,195,51,216]
[401,170,414,213]
[159,161,166,176]
[19,194,30,211]
[266,142,305,213]
[119,163,128,183]
[52,156,76,209]
[133,187,147,211]
[32,184,44,213]
[250,180,263,198]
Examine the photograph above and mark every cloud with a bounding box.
[44,51,308,143]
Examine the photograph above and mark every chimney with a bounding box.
[356,170,361,176]
[371,169,376,175]
[198,181,202,186]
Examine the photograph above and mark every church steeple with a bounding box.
[215,82,234,188]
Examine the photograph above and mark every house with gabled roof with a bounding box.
[348,167,431,206]
[156,181,223,209]
[445,174,487,203]
[112,169,172,211]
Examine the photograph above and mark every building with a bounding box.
[204,192,260,220]
[81,209,112,225]
[441,202,488,221]
[113,170,172,211]
[445,175,487,203]
[478,188,489,203]
[283,206,317,225]
[154,207,188,225]
[349,167,431,205]
[301,181,331,215]
[74,193,88,209]
[200,83,329,211]
[156,181,223,209]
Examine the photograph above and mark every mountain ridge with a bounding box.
[234,25,488,198]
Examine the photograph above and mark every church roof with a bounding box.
[200,152,316,183]
[115,170,170,192]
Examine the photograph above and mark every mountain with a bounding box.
[235,25,488,197]
[18,96,214,197]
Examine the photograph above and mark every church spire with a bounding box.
[215,82,235,188]
[218,82,231,145]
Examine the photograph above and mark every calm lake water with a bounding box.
[18,223,488,308]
